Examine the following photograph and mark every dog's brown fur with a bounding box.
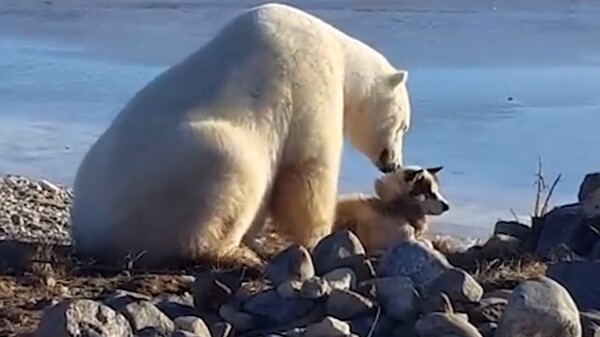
[333,166,448,253]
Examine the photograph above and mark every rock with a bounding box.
[494,220,531,241]
[566,221,600,256]
[312,230,366,275]
[276,280,303,298]
[361,276,418,321]
[583,189,600,218]
[327,289,375,320]
[105,290,153,309]
[193,271,240,312]
[535,204,585,256]
[265,244,315,286]
[154,300,196,320]
[547,261,600,311]
[136,327,171,336]
[495,276,582,337]
[218,304,255,332]
[349,314,396,337]
[171,330,199,337]
[469,295,507,324]
[391,322,419,337]
[34,299,133,337]
[242,290,313,325]
[323,268,356,291]
[477,322,497,337]
[591,241,600,260]
[304,316,351,337]
[579,172,600,202]
[544,243,585,262]
[118,300,175,334]
[300,276,332,299]
[416,312,483,337]
[377,239,452,288]
[174,316,210,336]
[209,322,233,337]
[425,267,483,305]
[581,311,600,337]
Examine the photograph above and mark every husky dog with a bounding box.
[334,166,449,252]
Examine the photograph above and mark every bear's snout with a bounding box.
[377,148,400,173]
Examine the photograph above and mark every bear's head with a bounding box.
[345,70,411,173]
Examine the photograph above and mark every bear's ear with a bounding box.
[387,70,408,89]
[426,166,444,175]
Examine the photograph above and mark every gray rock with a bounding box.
[173,316,210,337]
[547,261,600,311]
[494,220,531,241]
[323,268,356,291]
[476,322,497,337]
[276,280,303,298]
[242,290,314,325]
[192,270,241,312]
[218,304,255,332]
[265,244,315,286]
[495,276,582,337]
[579,173,600,202]
[566,221,600,256]
[300,276,332,299]
[171,330,199,337]
[581,311,600,337]
[326,289,375,320]
[361,276,418,321]
[535,204,585,256]
[105,290,153,310]
[208,322,233,337]
[469,295,507,324]
[136,327,171,337]
[312,230,366,275]
[304,316,351,337]
[34,299,133,337]
[349,314,397,337]
[154,300,196,320]
[415,312,483,337]
[118,300,175,334]
[425,268,483,304]
[544,243,585,262]
[377,239,452,288]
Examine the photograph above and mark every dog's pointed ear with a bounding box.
[404,169,424,184]
[426,166,444,175]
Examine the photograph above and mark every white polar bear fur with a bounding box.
[69,2,412,268]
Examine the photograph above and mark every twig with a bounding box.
[540,174,562,216]
[533,157,547,217]
[366,306,382,337]
[509,208,520,222]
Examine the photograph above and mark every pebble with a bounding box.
[265,244,315,286]
[495,276,582,337]
[34,299,132,337]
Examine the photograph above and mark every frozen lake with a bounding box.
[1,0,600,238]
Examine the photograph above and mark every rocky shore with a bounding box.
[2,172,600,337]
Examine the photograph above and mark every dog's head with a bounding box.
[374,165,450,215]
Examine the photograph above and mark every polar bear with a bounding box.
[69,2,412,268]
